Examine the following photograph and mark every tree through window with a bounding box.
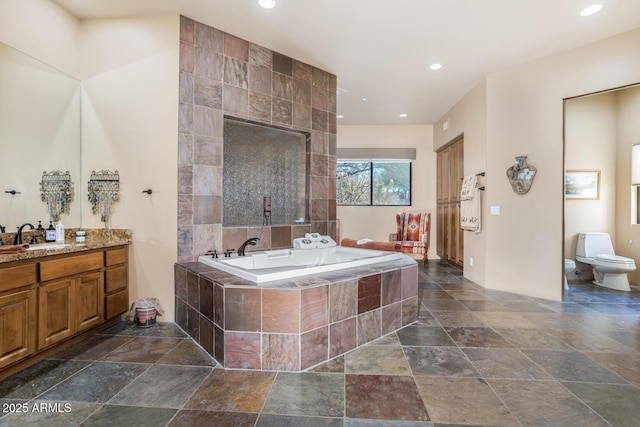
[337,161,411,206]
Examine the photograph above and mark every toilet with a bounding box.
[564,259,576,289]
[575,232,636,291]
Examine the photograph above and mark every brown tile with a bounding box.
[180,16,194,44]
[301,285,328,332]
[156,339,217,366]
[174,265,188,301]
[224,56,248,88]
[272,97,292,125]
[358,274,381,314]
[187,271,199,309]
[169,410,257,427]
[194,75,222,109]
[345,374,429,421]
[223,33,249,61]
[262,333,300,371]
[185,369,275,412]
[101,337,182,363]
[272,73,292,100]
[402,296,419,326]
[273,52,292,76]
[195,22,223,51]
[382,270,402,306]
[271,226,292,248]
[330,318,357,358]
[249,43,272,67]
[329,280,357,322]
[248,64,271,94]
[214,283,224,327]
[248,90,271,122]
[301,327,329,370]
[445,327,514,348]
[263,289,300,333]
[194,47,223,81]
[402,264,418,299]
[225,288,261,331]
[199,314,214,355]
[223,84,248,116]
[179,41,194,73]
[224,331,261,369]
[381,301,403,335]
[293,78,311,105]
[357,310,382,346]
[293,60,312,81]
[51,334,133,361]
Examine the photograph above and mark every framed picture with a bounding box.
[565,170,600,200]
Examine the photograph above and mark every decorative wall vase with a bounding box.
[506,156,537,195]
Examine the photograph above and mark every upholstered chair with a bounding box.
[389,212,430,262]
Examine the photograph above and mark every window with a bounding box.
[337,160,411,206]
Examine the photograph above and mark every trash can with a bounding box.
[126,297,164,328]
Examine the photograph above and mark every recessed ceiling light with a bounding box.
[580,4,602,16]
[361,98,367,102]
[337,114,344,119]
[258,0,276,9]
[430,63,442,70]
[399,113,408,118]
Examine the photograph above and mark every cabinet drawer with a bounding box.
[0,263,37,293]
[105,247,128,267]
[105,288,129,319]
[105,264,128,293]
[40,252,103,282]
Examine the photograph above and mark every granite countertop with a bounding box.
[0,229,132,264]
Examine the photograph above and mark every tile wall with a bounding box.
[177,16,338,262]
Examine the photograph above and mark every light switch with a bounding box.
[490,206,501,215]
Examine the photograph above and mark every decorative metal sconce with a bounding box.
[506,156,537,195]
[263,196,272,226]
[40,171,73,221]
[88,170,120,229]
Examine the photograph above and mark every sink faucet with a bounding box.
[238,237,260,256]
[14,223,35,245]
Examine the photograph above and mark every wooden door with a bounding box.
[436,137,464,268]
[38,279,76,349]
[76,272,104,332]
[0,288,37,368]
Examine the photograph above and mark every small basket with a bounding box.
[135,307,157,328]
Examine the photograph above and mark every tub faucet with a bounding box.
[14,222,35,245]
[238,237,260,256]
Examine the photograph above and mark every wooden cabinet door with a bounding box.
[38,279,76,350]
[76,272,104,332]
[0,288,37,369]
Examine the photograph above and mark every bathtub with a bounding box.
[197,246,404,283]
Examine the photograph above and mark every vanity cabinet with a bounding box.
[0,264,37,369]
[0,245,129,373]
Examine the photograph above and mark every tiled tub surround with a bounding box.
[174,256,418,371]
[178,16,338,262]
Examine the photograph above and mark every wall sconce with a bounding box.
[632,144,640,186]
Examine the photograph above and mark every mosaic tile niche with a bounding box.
[178,16,337,262]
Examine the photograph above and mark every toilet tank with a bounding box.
[576,232,614,258]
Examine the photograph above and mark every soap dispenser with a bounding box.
[45,221,56,242]
[55,220,65,243]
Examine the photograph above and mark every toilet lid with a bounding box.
[594,254,635,264]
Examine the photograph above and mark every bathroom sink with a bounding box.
[26,243,71,251]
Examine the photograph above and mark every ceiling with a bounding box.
[54,0,640,126]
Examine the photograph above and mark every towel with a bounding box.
[293,237,317,249]
[305,233,322,241]
[0,244,29,254]
[460,177,481,233]
[460,175,477,200]
[316,236,336,248]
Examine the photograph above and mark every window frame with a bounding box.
[336,159,412,206]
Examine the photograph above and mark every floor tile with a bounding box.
[0,401,100,427]
[544,327,635,353]
[345,374,429,421]
[562,381,640,427]
[0,359,90,399]
[37,361,148,403]
[414,376,516,426]
[522,349,628,383]
[100,337,182,363]
[256,413,343,426]
[461,347,553,380]
[155,339,218,366]
[494,328,574,350]
[108,365,211,408]
[473,312,538,329]
[184,369,275,412]
[489,379,611,426]
[404,346,479,377]
[80,405,177,427]
[262,372,344,417]
[168,409,258,426]
[585,352,640,386]
[431,310,486,327]
[444,327,513,348]
[49,334,134,361]
[344,345,411,375]
[396,325,456,346]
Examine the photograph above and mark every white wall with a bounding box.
[564,93,617,266]
[482,28,640,300]
[0,0,79,77]
[80,16,180,320]
[434,80,487,285]
[336,125,436,256]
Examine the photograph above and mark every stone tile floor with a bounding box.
[1,261,639,426]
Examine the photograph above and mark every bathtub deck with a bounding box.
[174,256,418,371]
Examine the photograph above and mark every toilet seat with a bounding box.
[594,254,635,265]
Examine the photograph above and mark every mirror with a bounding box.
[0,42,81,233]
